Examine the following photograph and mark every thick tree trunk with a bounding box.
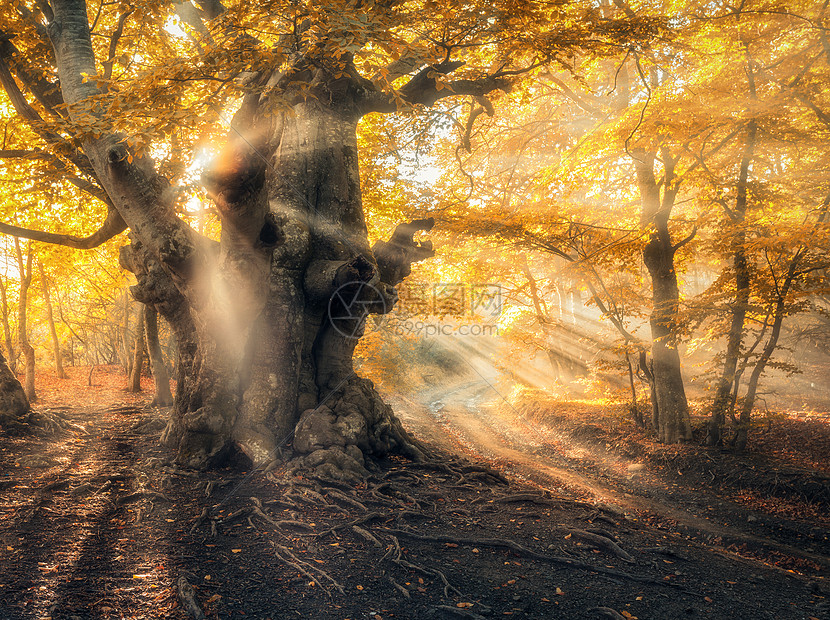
[47,3,439,473]
[0,277,15,373]
[635,151,692,444]
[38,262,67,379]
[128,304,145,392]
[643,235,692,442]
[144,306,173,406]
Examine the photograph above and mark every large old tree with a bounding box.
[0,0,643,471]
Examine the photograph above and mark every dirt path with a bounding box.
[0,391,827,619]
[390,379,830,575]
[0,406,181,619]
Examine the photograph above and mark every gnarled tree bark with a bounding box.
[9,0,513,474]
[0,349,30,431]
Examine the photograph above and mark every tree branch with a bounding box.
[0,51,104,190]
[0,35,64,117]
[49,0,201,283]
[102,9,132,81]
[0,207,127,249]
[372,218,435,285]
[360,61,513,114]
[672,226,697,253]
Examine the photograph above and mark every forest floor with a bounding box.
[0,366,827,619]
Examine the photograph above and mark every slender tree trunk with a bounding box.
[128,304,145,392]
[13,239,35,402]
[121,288,132,377]
[707,121,756,446]
[144,305,173,406]
[638,349,659,430]
[0,277,15,373]
[626,350,643,427]
[38,262,67,379]
[734,250,804,450]
[521,256,562,382]
[642,234,691,442]
[520,258,591,383]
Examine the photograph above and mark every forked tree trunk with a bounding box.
[733,248,805,451]
[38,262,67,379]
[634,152,692,443]
[144,305,173,406]
[128,304,145,392]
[13,239,35,402]
[707,121,756,446]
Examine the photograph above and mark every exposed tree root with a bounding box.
[563,528,635,563]
[2,410,87,437]
[473,493,561,507]
[387,575,411,598]
[589,607,626,619]
[382,534,462,598]
[252,505,314,532]
[378,528,682,588]
[352,525,382,547]
[270,542,344,595]
[190,507,209,535]
[316,512,386,539]
[324,488,368,512]
[116,489,170,505]
[434,605,488,619]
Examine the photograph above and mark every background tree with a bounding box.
[13,238,35,402]
[38,260,66,379]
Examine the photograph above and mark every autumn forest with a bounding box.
[0,1,827,619]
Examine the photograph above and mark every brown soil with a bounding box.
[0,368,827,619]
